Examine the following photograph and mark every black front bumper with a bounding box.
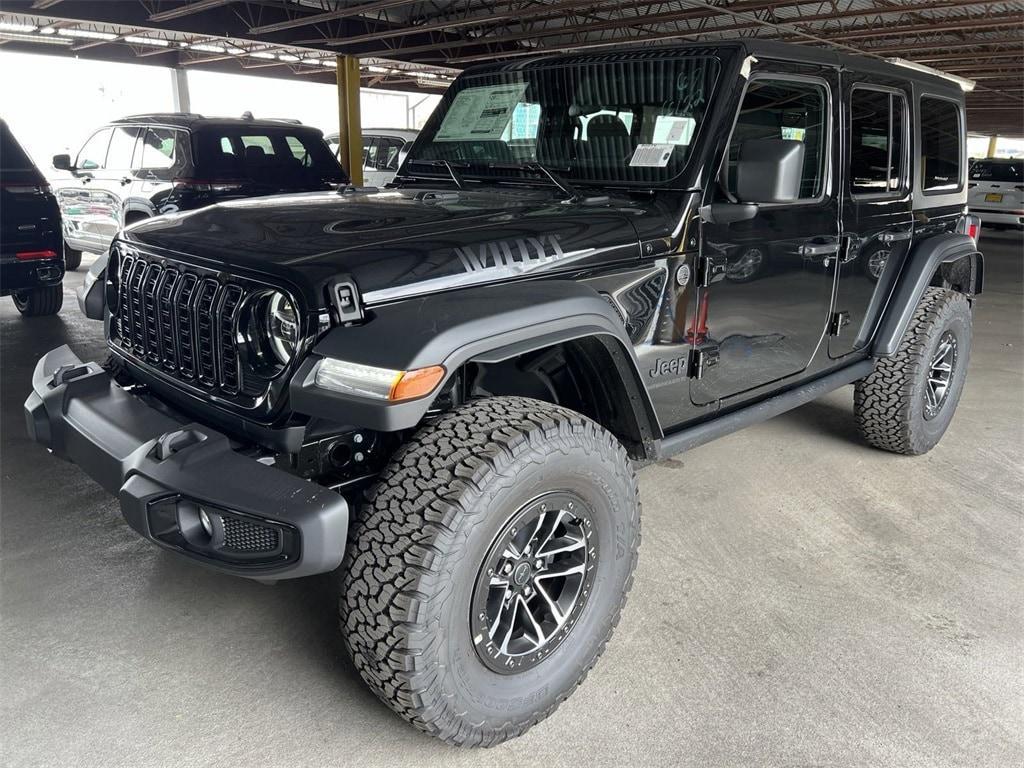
[24,345,348,581]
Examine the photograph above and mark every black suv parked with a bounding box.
[51,113,346,269]
[27,42,983,746]
[1,119,64,316]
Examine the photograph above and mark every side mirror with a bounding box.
[735,139,805,203]
[52,153,72,171]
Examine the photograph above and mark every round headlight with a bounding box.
[266,291,298,364]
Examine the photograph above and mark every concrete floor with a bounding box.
[1,233,1021,768]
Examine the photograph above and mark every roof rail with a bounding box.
[118,112,205,120]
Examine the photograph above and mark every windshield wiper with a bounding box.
[406,158,466,189]
[488,161,581,202]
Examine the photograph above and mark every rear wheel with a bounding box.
[12,284,63,316]
[339,396,641,746]
[63,244,82,271]
[854,287,971,455]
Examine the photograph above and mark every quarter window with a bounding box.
[729,79,829,200]
[920,96,962,192]
[850,88,907,195]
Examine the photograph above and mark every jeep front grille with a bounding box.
[113,252,249,397]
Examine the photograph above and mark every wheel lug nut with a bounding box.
[535,559,542,569]
[502,563,513,575]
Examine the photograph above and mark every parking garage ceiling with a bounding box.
[0,0,1021,133]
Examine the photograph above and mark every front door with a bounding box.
[692,66,840,406]
[830,79,914,358]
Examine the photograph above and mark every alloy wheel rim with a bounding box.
[471,491,597,674]
[924,330,958,420]
[868,249,890,279]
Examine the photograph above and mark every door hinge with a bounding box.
[698,254,728,287]
[829,310,851,336]
[688,344,720,379]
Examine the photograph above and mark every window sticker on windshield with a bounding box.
[629,144,675,167]
[435,83,529,142]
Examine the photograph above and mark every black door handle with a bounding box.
[120,177,132,186]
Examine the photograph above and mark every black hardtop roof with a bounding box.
[463,39,964,96]
[109,113,324,132]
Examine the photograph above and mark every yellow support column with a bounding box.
[986,134,999,158]
[336,55,363,186]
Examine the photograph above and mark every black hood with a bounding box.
[122,187,644,308]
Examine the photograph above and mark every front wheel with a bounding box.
[854,287,971,455]
[12,284,63,316]
[339,397,641,746]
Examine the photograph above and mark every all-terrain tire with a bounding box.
[339,396,641,746]
[63,245,82,271]
[13,284,63,316]
[854,286,971,455]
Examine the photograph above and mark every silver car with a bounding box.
[326,128,419,186]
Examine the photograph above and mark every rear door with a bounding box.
[99,124,142,230]
[830,79,913,358]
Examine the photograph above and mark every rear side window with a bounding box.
[77,128,113,170]
[196,128,345,184]
[850,88,907,195]
[970,160,1023,183]
[920,96,962,192]
[729,78,829,200]
[139,128,188,174]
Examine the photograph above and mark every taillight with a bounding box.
[957,213,981,245]
[172,177,245,194]
[15,249,58,261]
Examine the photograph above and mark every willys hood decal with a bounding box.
[123,187,643,307]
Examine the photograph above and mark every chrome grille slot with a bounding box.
[111,253,260,401]
[194,279,220,386]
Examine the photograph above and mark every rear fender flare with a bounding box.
[872,233,982,357]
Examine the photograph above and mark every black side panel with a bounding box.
[291,280,659,435]
[872,233,979,357]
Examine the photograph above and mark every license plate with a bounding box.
[985,193,1003,203]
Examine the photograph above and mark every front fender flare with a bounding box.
[289,280,659,436]
[872,233,982,357]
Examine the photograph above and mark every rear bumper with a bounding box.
[24,345,348,581]
[0,256,64,295]
[970,209,1024,227]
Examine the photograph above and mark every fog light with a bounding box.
[199,507,215,537]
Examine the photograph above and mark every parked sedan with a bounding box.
[967,158,1023,229]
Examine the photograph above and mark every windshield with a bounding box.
[970,159,1022,183]
[405,56,720,187]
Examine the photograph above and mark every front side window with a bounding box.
[921,96,963,192]
[106,126,140,170]
[727,78,829,201]
[850,88,907,195]
[407,56,720,186]
[76,128,113,170]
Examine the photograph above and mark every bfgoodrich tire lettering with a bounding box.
[338,396,641,746]
[855,286,971,455]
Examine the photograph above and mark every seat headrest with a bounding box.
[586,115,629,141]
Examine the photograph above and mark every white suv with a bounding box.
[968,158,1023,229]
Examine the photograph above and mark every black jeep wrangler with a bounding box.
[25,41,982,746]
